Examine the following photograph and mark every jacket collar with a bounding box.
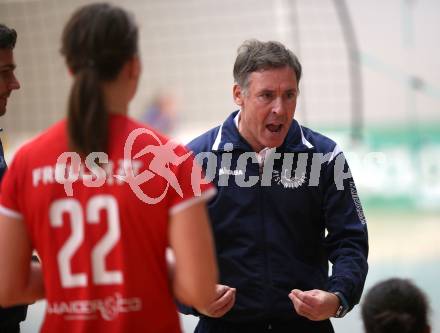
[212,110,314,153]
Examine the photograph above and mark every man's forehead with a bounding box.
[248,68,298,90]
[0,49,16,69]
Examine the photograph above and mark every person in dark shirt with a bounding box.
[0,23,27,333]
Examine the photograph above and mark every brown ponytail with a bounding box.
[67,67,108,156]
[60,3,138,156]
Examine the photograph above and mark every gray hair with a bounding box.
[233,39,302,91]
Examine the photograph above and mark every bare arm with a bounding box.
[169,200,218,311]
[0,214,44,307]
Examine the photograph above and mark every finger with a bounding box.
[210,289,236,317]
[289,292,315,318]
[216,288,235,308]
[289,292,319,321]
[289,292,309,311]
[309,289,321,296]
[209,288,236,313]
[212,289,236,317]
[215,284,230,298]
[291,289,303,297]
[300,292,320,307]
[292,289,319,308]
[204,286,233,315]
[290,290,309,306]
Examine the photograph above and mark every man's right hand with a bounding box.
[197,284,236,318]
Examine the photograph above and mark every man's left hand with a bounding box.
[288,289,339,321]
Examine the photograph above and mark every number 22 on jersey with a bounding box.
[49,195,123,288]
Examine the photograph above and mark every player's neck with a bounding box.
[102,81,129,115]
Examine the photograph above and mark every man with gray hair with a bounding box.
[0,23,27,333]
[180,39,368,332]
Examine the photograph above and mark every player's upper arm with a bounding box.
[168,200,217,310]
[0,213,33,306]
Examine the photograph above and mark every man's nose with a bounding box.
[271,97,285,115]
[8,74,20,91]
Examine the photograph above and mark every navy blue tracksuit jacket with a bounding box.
[181,111,368,332]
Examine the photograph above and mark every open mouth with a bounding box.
[266,124,282,133]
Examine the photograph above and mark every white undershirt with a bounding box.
[234,111,276,168]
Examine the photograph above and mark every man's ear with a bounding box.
[233,84,244,106]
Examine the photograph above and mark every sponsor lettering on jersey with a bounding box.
[32,159,143,188]
[47,293,142,321]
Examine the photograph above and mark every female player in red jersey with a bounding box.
[0,3,217,332]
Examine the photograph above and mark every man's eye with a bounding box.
[0,70,13,79]
[285,91,298,99]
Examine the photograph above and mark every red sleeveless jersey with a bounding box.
[0,114,214,333]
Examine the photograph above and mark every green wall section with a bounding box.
[320,124,440,212]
